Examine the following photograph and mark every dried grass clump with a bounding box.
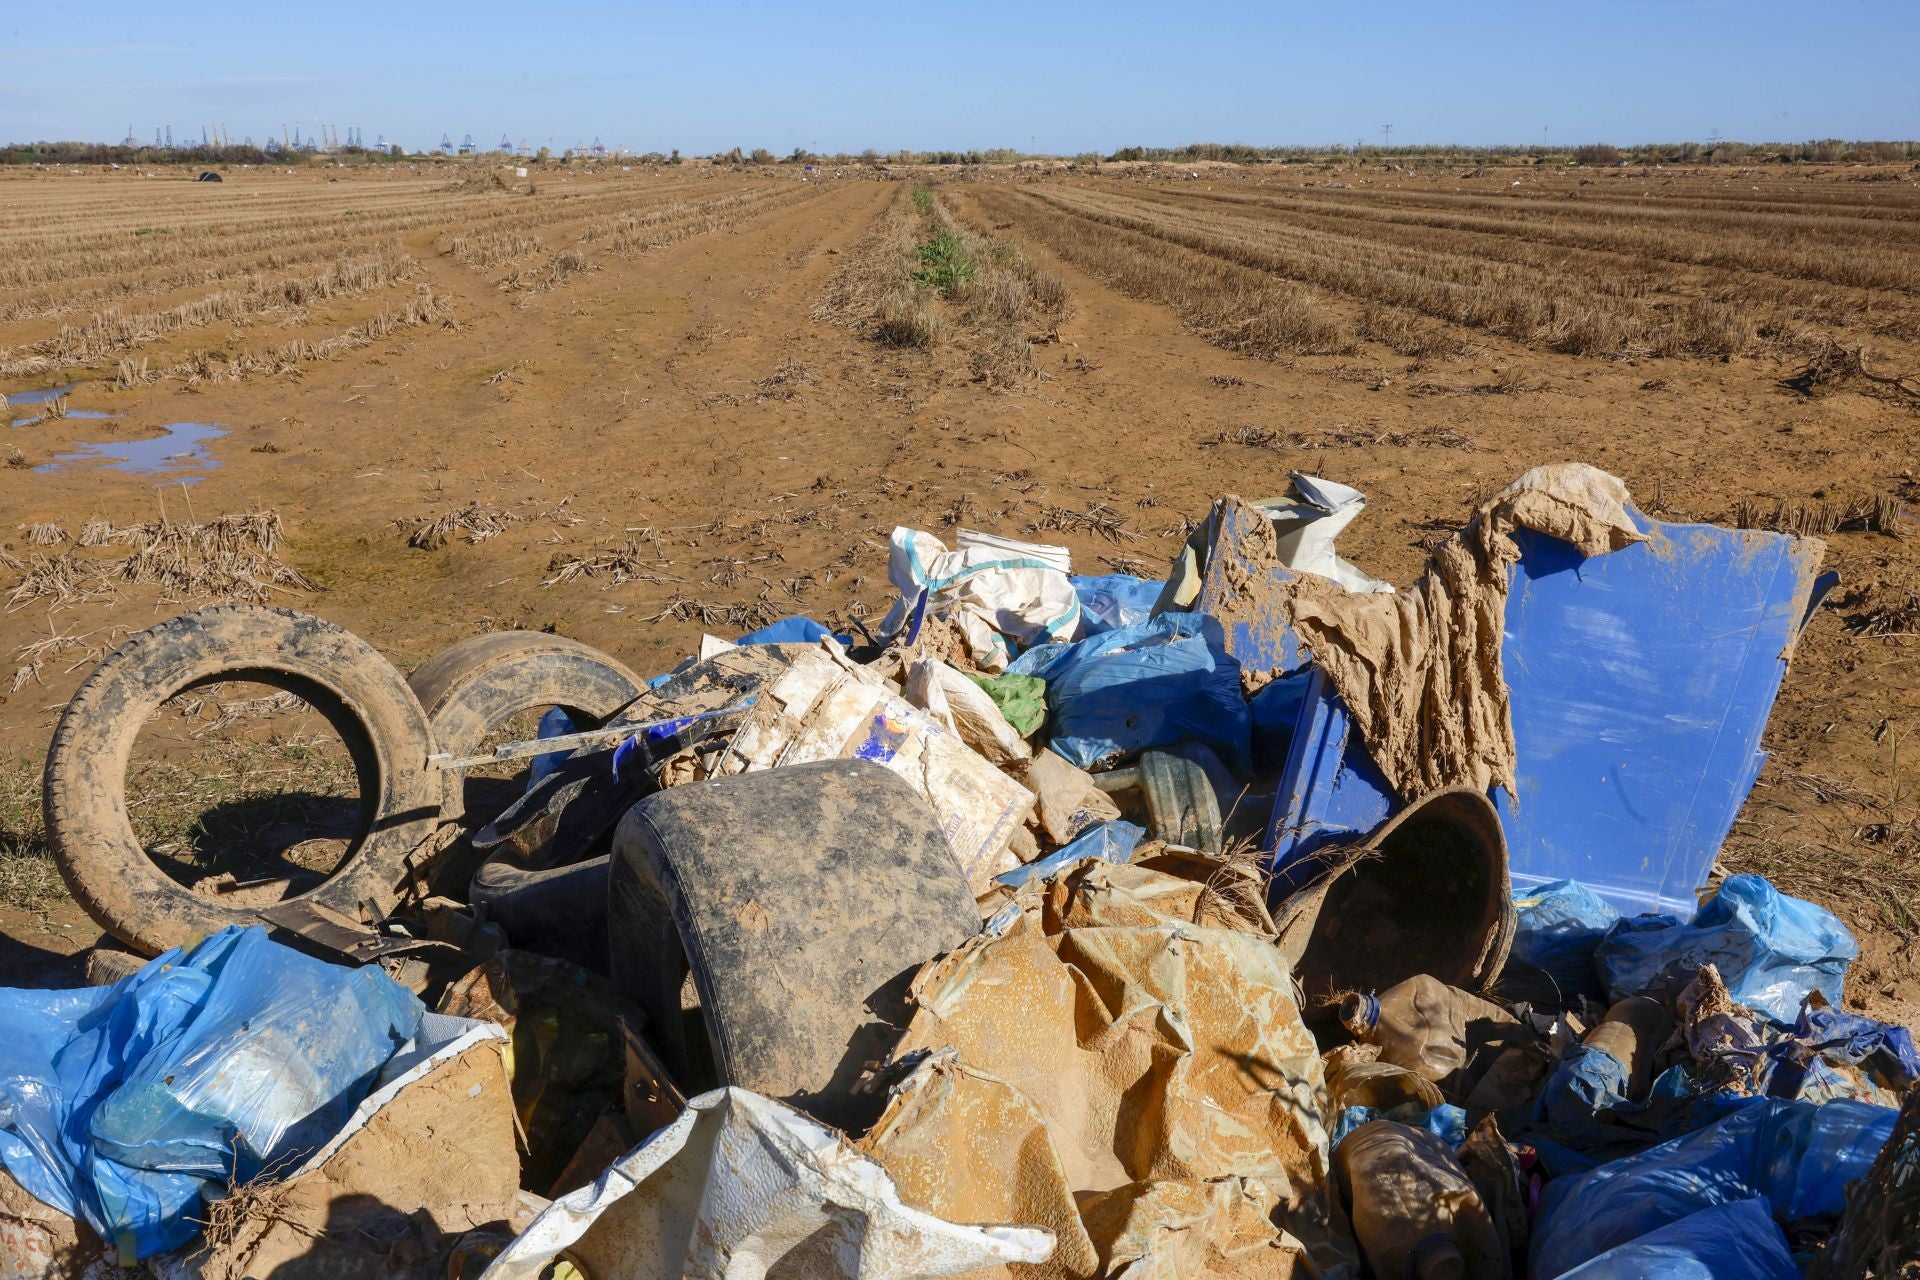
[1733,493,1905,538]
[11,511,319,608]
[543,540,677,588]
[815,187,925,328]
[643,593,777,629]
[1782,339,1920,405]
[4,551,109,611]
[112,511,319,601]
[1849,593,1920,638]
[399,501,523,550]
[754,358,815,400]
[876,288,945,348]
[1227,290,1350,357]
[1358,304,1469,359]
[447,230,545,269]
[114,356,151,388]
[156,288,453,386]
[1203,423,1478,452]
[399,497,577,549]
[970,327,1038,388]
[1030,502,1142,544]
[0,251,419,376]
[22,522,67,546]
[502,248,598,294]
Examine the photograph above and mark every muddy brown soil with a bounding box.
[2,168,1916,1028]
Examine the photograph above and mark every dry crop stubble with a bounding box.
[1018,172,1920,362]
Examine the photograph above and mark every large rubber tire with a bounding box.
[609,759,979,1130]
[44,605,441,957]
[407,631,644,822]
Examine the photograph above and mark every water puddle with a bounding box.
[37,422,226,480]
[5,382,108,427]
[3,382,81,407]
[11,409,111,428]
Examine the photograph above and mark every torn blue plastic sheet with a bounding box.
[994,819,1146,890]
[733,616,855,647]
[1330,1101,1467,1150]
[0,927,422,1259]
[1554,1198,1798,1280]
[1008,612,1251,774]
[1071,574,1163,636]
[1593,874,1856,1023]
[1507,879,1622,1004]
[1265,512,1830,917]
[1530,1096,1895,1278]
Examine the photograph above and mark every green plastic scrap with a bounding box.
[967,671,1047,738]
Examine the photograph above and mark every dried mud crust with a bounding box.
[609,758,980,1131]
[42,604,440,955]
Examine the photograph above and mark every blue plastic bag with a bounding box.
[527,706,578,789]
[0,926,423,1259]
[1772,1004,1920,1100]
[1070,574,1162,636]
[1530,1097,1895,1278]
[1007,612,1251,774]
[1555,1198,1797,1280]
[1594,874,1857,1023]
[994,820,1146,890]
[1509,879,1620,1004]
[734,616,852,647]
[1330,1102,1467,1150]
[1539,1043,1656,1153]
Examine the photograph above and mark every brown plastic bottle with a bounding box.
[1334,1119,1507,1279]
[1340,974,1520,1087]
[1582,995,1672,1099]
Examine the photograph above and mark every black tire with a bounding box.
[43,605,440,956]
[407,631,644,822]
[609,759,979,1130]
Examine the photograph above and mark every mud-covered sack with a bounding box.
[0,926,422,1260]
[1008,611,1251,774]
[1593,874,1856,1022]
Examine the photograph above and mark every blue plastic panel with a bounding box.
[1193,498,1309,678]
[1266,512,1827,918]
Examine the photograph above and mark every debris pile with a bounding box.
[4,463,1916,1279]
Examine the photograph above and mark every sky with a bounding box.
[2,1,1915,154]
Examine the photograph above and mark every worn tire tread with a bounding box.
[44,604,438,955]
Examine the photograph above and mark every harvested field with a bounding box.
[2,157,1919,1040]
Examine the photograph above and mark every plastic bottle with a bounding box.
[1582,995,1671,1099]
[1341,974,1520,1086]
[1333,1119,1507,1280]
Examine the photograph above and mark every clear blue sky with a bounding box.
[3,1,1914,153]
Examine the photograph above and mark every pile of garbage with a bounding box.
[4,462,1917,1279]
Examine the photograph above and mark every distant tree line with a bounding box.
[0,140,416,165]
[1099,139,1919,165]
[7,137,1916,169]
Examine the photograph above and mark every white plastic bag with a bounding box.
[888,528,1080,671]
[904,659,1030,767]
[479,1088,1053,1280]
